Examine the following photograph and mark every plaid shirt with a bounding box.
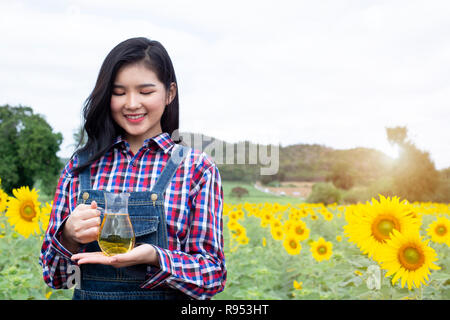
[39,132,226,300]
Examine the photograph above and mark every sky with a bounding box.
[1,0,449,169]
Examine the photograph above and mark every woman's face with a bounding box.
[110,63,176,145]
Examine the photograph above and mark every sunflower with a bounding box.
[271,226,285,241]
[344,203,367,224]
[288,208,300,220]
[405,207,421,221]
[343,195,421,261]
[323,211,334,221]
[299,208,309,218]
[260,209,272,228]
[253,208,262,218]
[273,202,281,212]
[45,291,53,300]
[260,219,269,228]
[0,187,8,213]
[354,270,363,276]
[290,220,310,241]
[238,236,249,245]
[228,210,239,221]
[227,219,239,230]
[426,216,450,246]
[283,219,295,233]
[5,186,41,238]
[231,224,246,239]
[223,203,232,216]
[293,280,303,290]
[283,234,302,255]
[262,210,273,223]
[310,237,333,262]
[40,201,53,232]
[236,209,245,219]
[0,222,5,238]
[270,218,282,230]
[237,235,249,245]
[377,229,440,290]
[246,208,256,217]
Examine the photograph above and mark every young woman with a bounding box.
[39,37,226,300]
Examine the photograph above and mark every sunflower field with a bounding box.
[214,197,450,299]
[1,177,449,300]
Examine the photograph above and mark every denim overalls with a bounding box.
[72,144,190,300]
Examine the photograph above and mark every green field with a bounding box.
[222,181,304,205]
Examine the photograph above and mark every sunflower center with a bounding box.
[435,225,447,236]
[295,226,304,235]
[398,245,424,271]
[318,246,327,255]
[290,240,298,249]
[404,248,420,264]
[378,220,395,236]
[20,203,36,222]
[372,215,400,242]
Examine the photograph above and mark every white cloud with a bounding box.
[0,0,449,169]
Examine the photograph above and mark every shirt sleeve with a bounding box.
[39,157,81,289]
[140,162,227,300]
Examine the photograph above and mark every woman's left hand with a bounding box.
[71,244,159,268]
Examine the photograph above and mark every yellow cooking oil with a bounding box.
[98,213,135,256]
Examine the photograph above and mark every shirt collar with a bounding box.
[113,132,175,154]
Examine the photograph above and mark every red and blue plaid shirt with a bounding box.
[39,132,226,300]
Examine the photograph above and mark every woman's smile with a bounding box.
[124,113,147,123]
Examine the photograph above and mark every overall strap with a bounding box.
[77,150,92,190]
[151,144,189,194]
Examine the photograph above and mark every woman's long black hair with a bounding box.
[71,37,181,174]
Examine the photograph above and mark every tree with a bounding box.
[327,160,355,190]
[386,126,440,202]
[0,104,63,195]
[306,182,342,205]
[230,187,249,199]
[386,126,408,145]
[440,167,450,180]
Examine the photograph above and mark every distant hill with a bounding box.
[179,132,394,185]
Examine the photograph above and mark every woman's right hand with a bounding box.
[61,201,101,253]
